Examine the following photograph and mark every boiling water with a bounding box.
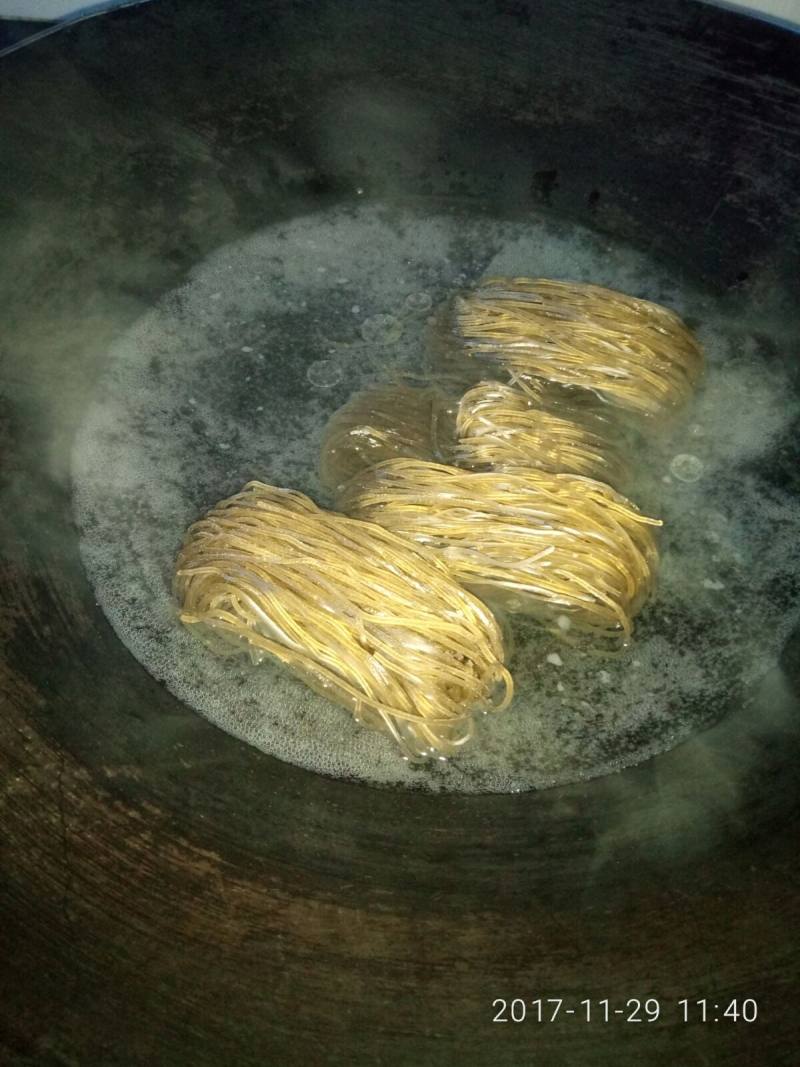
[71,204,800,792]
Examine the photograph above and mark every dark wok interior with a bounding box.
[2,1,800,1063]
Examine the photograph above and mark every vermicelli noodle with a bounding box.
[319,382,453,493]
[454,379,627,487]
[339,459,661,645]
[175,480,512,759]
[451,277,704,418]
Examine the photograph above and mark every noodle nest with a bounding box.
[175,481,512,759]
[454,379,627,487]
[451,276,703,418]
[339,459,661,645]
[319,382,453,493]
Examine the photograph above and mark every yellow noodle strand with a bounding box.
[339,459,661,646]
[319,383,454,493]
[451,277,703,419]
[175,481,512,760]
[455,379,627,487]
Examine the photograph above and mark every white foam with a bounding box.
[71,204,800,793]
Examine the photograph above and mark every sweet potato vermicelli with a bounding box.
[340,459,661,644]
[175,481,512,759]
[319,382,453,493]
[454,379,627,487]
[451,277,703,418]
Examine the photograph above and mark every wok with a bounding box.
[1,1,799,1063]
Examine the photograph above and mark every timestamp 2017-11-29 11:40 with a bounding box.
[492,998,758,1024]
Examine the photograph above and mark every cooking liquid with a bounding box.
[72,204,800,792]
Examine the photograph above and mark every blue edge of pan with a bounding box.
[0,0,798,61]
